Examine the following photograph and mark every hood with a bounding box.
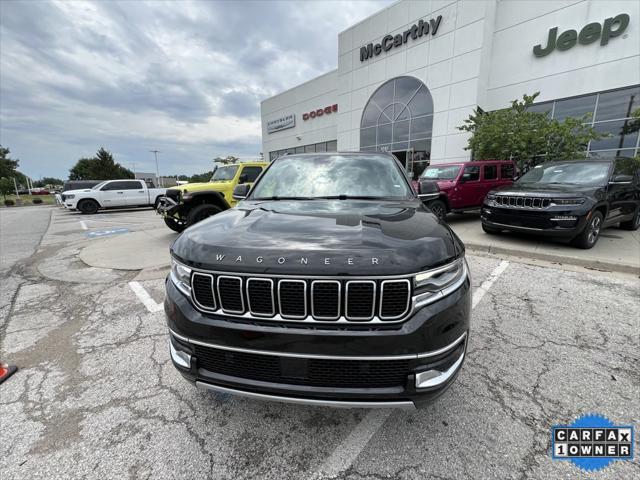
[62,188,94,195]
[171,200,462,275]
[492,182,601,196]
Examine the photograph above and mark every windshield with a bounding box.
[211,165,238,182]
[421,165,461,180]
[250,154,412,200]
[92,181,108,190]
[517,162,610,186]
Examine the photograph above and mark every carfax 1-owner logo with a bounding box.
[552,413,635,472]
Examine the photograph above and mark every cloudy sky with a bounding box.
[0,0,392,179]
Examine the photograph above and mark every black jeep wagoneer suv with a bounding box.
[165,153,470,408]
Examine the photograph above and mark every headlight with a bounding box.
[170,258,192,296]
[485,193,496,200]
[414,257,468,308]
[66,194,75,199]
[551,198,585,205]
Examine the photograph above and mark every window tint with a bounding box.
[121,181,142,190]
[483,165,497,180]
[596,86,640,121]
[102,181,131,190]
[241,166,263,182]
[552,94,596,121]
[462,165,480,181]
[501,163,515,179]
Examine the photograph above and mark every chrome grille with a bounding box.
[345,281,375,320]
[495,195,550,208]
[217,276,244,313]
[189,272,413,324]
[192,273,215,310]
[246,278,274,316]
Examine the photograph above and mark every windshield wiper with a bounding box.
[254,196,318,201]
[315,195,386,200]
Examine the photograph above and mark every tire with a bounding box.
[427,199,447,220]
[186,204,222,228]
[482,223,501,234]
[571,211,603,249]
[164,217,186,233]
[77,199,99,214]
[619,207,640,231]
[153,196,163,210]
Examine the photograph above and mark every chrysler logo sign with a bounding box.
[360,15,442,62]
[267,114,295,134]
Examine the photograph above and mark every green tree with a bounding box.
[34,177,64,187]
[69,147,134,180]
[0,145,20,178]
[189,171,215,183]
[458,92,602,170]
[0,177,13,200]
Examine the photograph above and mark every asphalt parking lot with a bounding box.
[1,206,639,479]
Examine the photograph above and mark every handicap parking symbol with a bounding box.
[86,227,130,238]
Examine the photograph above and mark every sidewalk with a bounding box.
[447,213,640,275]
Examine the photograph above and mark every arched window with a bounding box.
[360,77,433,172]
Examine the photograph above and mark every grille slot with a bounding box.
[311,281,341,320]
[194,344,410,388]
[379,280,411,319]
[192,273,216,310]
[345,281,376,320]
[246,279,274,316]
[217,276,244,313]
[278,280,307,319]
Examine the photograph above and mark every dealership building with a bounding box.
[260,0,640,178]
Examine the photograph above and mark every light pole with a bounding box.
[150,150,161,187]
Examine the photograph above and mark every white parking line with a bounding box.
[79,220,88,230]
[472,260,510,309]
[313,259,510,478]
[129,281,164,313]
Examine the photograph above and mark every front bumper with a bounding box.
[164,273,471,408]
[481,204,590,238]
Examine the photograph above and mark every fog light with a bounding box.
[482,208,491,215]
[415,346,465,389]
[169,340,191,369]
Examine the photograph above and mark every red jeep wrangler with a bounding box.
[417,160,517,219]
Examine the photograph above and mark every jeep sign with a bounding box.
[533,13,630,57]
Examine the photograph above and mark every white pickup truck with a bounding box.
[62,179,167,214]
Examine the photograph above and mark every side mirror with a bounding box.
[460,173,471,182]
[232,183,250,200]
[610,174,633,184]
[238,174,248,184]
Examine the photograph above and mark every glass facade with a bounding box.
[528,85,640,159]
[359,76,434,177]
[269,140,337,161]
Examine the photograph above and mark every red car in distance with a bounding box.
[417,160,517,219]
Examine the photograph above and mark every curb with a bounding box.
[465,242,640,276]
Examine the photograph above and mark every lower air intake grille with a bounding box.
[194,344,410,388]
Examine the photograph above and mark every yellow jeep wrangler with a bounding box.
[158,162,268,232]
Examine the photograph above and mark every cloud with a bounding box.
[0,0,393,177]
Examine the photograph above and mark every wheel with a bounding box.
[619,207,640,231]
[77,199,99,214]
[164,217,186,233]
[482,223,501,234]
[571,211,603,249]
[427,199,447,220]
[186,204,222,227]
[154,196,163,210]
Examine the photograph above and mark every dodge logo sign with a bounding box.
[303,104,338,121]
